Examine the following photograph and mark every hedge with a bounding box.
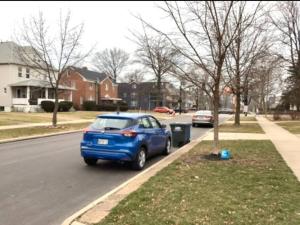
[82,101,96,111]
[81,101,128,112]
[41,101,55,112]
[59,101,73,112]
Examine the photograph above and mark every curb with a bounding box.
[0,129,84,144]
[61,130,212,225]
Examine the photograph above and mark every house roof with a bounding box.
[71,67,107,82]
[9,79,75,90]
[0,41,20,64]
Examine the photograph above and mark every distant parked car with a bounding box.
[192,110,214,127]
[80,113,172,170]
[219,108,234,114]
[174,108,189,113]
[153,106,174,114]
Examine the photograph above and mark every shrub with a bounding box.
[82,101,96,111]
[41,101,55,112]
[59,101,73,112]
[96,102,118,111]
[119,101,128,111]
[273,112,281,121]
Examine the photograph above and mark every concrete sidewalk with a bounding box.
[257,116,300,181]
[0,119,93,130]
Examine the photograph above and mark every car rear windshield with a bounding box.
[91,117,137,130]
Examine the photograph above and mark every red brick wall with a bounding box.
[99,78,118,99]
[61,70,96,109]
[61,70,119,109]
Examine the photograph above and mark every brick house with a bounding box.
[62,67,119,109]
[118,81,179,110]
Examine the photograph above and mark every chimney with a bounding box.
[82,66,88,70]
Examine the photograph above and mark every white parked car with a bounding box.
[192,110,214,127]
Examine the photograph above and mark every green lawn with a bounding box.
[229,116,257,121]
[0,111,170,126]
[0,122,90,140]
[219,123,264,133]
[98,140,300,225]
[276,121,300,134]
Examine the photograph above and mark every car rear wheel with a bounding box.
[162,138,171,155]
[132,147,147,170]
[84,157,97,166]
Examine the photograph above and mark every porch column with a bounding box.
[70,90,73,101]
[45,88,49,99]
[26,86,30,105]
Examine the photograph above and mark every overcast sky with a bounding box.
[0,1,172,79]
[0,1,167,52]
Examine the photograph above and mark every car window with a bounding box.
[148,116,161,128]
[91,117,137,130]
[138,117,152,129]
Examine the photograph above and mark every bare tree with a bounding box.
[250,55,284,114]
[92,48,129,83]
[139,1,244,152]
[224,1,270,125]
[121,69,145,83]
[16,11,90,127]
[131,27,179,107]
[269,1,300,111]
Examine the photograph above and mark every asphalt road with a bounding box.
[0,114,230,225]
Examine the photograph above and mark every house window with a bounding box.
[18,67,22,77]
[80,96,83,105]
[123,93,127,98]
[105,84,109,91]
[131,92,137,98]
[132,84,137,89]
[131,100,137,107]
[89,83,93,90]
[4,88,7,93]
[26,68,30,78]
[71,81,76,88]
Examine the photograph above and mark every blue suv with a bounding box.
[80,113,172,170]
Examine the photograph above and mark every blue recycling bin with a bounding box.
[170,123,191,147]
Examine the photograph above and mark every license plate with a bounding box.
[98,139,108,145]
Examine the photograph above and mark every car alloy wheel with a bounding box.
[132,147,147,170]
[138,150,146,168]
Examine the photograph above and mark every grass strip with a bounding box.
[98,140,300,225]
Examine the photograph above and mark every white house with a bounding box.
[0,41,74,112]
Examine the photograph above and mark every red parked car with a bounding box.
[153,106,174,114]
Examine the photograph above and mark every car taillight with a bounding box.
[122,130,137,137]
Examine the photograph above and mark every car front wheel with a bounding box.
[84,157,97,166]
[132,147,147,170]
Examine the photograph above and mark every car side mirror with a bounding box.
[161,124,167,129]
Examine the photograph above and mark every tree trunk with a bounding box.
[212,86,220,153]
[157,75,162,106]
[235,91,241,126]
[52,89,59,127]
